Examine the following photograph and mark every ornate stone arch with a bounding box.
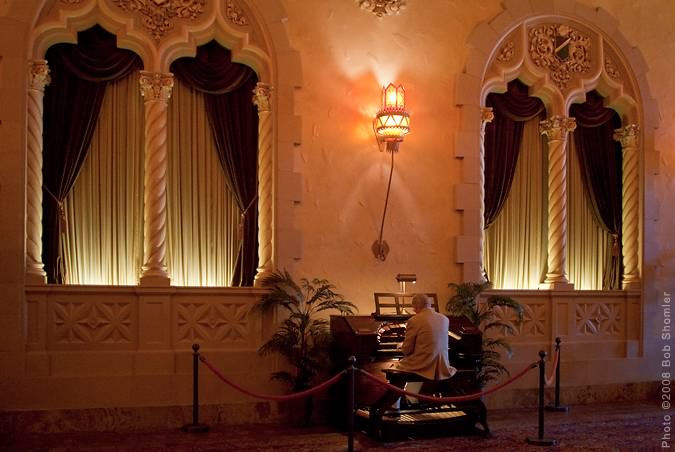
[24,0,303,285]
[454,1,659,288]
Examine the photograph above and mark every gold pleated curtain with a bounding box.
[567,138,611,290]
[484,117,547,289]
[62,72,144,285]
[166,79,240,286]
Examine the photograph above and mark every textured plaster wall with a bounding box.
[279,0,502,311]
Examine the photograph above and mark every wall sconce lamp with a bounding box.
[396,273,416,293]
[374,83,410,153]
[372,83,410,261]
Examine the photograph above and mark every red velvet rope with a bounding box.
[199,355,346,402]
[358,362,537,403]
[545,349,560,387]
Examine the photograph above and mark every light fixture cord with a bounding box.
[377,150,395,244]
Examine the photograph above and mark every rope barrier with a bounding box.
[545,348,560,387]
[199,355,346,402]
[191,340,565,448]
[358,361,537,404]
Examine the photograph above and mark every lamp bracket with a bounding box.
[372,240,389,261]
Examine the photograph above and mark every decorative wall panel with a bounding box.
[575,302,624,336]
[490,290,638,359]
[175,301,251,345]
[47,297,136,349]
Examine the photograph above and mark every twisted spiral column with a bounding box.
[614,124,641,289]
[252,83,274,286]
[478,107,494,283]
[139,71,173,286]
[540,116,576,290]
[25,60,50,284]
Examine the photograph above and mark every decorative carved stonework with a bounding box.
[176,302,249,343]
[605,56,621,80]
[494,303,547,337]
[59,0,82,3]
[480,107,494,123]
[496,41,514,63]
[528,24,591,89]
[139,71,174,102]
[613,124,640,148]
[575,303,623,335]
[112,0,205,40]
[357,0,406,17]
[252,82,272,112]
[540,115,576,140]
[53,301,133,344]
[226,0,248,26]
[28,60,51,91]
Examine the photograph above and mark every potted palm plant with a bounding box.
[446,282,524,386]
[255,270,356,424]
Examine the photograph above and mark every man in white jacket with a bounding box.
[369,294,457,435]
[396,294,457,380]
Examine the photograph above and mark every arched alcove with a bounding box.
[454,1,659,286]
[453,2,659,373]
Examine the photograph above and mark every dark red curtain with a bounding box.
[569,91,623,289]
[171,41,259,287]
[484,79,546,227]
[42,25,141,283]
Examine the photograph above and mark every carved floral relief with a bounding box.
[528,24,591,90]
[112,0,206,40]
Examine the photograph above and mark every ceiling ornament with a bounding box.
[604,56,622,80]
[357,0,406,18]
[528,24,591,90]
[112,0,206,40]
[226,0,248,26]
[496,41,514,63]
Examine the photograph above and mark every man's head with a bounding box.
[411,293,432,313]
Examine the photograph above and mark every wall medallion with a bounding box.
[528,24,591,89]
[113,0,206,40]
[357,0,406,17]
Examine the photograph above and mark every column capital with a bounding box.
[27,60,51,92]
[480,107,494,123]
[252,82,273,112]
[139,71,174,103]
[540,115,576,140]
[613,124,640,149]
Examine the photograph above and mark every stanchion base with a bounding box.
[545,404,570,412]
[182,423,210,433]
[526,436,557,446]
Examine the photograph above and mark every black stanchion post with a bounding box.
[546,337,569,412]
[526,350,556,446]
[182,343,210,433]
[347,356,356,452]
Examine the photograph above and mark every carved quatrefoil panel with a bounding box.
[176,301,250,345]
[52,300,133,346]
[575,302,623,335]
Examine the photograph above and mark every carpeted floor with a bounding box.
[1,400,667,451]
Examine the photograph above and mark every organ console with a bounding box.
[329,292,489,440]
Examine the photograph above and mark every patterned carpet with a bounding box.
[1,400,667,451]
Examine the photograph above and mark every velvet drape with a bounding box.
[569,91,623,289]
[171,41,259,286]
[484,79,546,227]
[42,25,141,283]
